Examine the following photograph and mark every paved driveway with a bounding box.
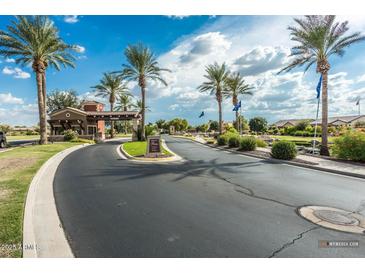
[54,136,365,257]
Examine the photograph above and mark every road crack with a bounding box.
[220,177,297,208]
[268,227,319,258]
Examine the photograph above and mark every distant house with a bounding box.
[271,119,314,128]
[310,115,365,127]
[272,115,365,128]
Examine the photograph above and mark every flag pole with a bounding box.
[239,105,243,136]
[359,99,361,116]
[313,97,320,154]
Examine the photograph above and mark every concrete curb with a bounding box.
[118,139,183,163]
[175,137,365,180]
[23,144,90,258]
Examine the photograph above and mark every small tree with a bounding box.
[47,89,79,113]
[0,124,12,133]
[249,117,268,134]
[295,120,310,131]
[209,120,219,131]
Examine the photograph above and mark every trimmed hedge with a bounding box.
[228,135,240,147]
[239,136,257,151]
[332,131,365,162]
[271,141,297,160]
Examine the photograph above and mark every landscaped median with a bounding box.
[0,142,87,258]
[120,140,181,162]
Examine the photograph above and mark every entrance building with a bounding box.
[48,101,141,141]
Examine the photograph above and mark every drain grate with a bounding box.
[313,210,360,226]
[298,206,365,234]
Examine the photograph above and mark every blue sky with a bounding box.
[1,15,365,126]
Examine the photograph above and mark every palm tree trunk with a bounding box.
[233,95,238,131]
[320,71,329,156]
[141,86,146,141]
[110,103,115,138]
[36,72,47,144]
[235,111,239,131]
[218,94,223,135]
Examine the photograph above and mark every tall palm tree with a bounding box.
[120,43,170,141]
[0,16,76,144]
[223,72,253,131]
[92,73,128,138]
[198,62,229,134]
[116,93,135,111]
[279,15,365,155]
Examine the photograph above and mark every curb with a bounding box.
[23,144,90,258]
[118,139,182,163]
[175,137,365,180]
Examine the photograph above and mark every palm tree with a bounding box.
[198,62,229,135]
[135,99,151,112]
[116,93,136,135]
[0,16,76,144]
[116,93,135,111]
[120,43,170,141]
[92,73,128,138]
[279,15,365,155]
[223,72,253,131]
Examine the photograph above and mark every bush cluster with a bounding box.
[256,138,268,148]
[63,129,78,141]
[217,134,229,146]
[271,141,297,160]
[228,135,240,147]
[332,131,365,162]
[239,136,257,151]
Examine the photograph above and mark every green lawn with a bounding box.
[115,133,132,138]
[123,141,172,157]
[268,135,336,143]
[0,142,84,258]
[6,135,40,141]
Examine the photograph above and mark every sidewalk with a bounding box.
[256,147,365,177]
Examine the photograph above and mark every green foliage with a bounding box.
[168,118,189,132]
[295,120,310,131]
[271,141,297,160]
[145,123,158,137]
[70,138,95,144]
[249,117,268,133]
[196,123,209,133]
[256,138,268,148]
[155,119,166,130]
[228,135,241,147]
[332,131,365,162]
[63,129,78,141]
[0,124,12,133]
[233,115,249,131]
[226,126,238,134]
[239,136,257,151]
[209,120,219,131]
[46,89,79,113]
[217,134,229,146]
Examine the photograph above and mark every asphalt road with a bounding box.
[54,136,365,257]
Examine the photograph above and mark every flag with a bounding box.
[316,75,322,99]
[232,101,241,111]
[356,98,360,106]
[199,111,204,118]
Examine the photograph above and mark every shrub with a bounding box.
[249,117,268,133]
[239,136,257,151]
[295,120,310,131]
[271,141,297,160]
[354,121,365,128]
[217,134,229,146]
[63,129,78,141]
[332,131,365,162]
[256,138,268,148]
[226,127,238,135]
[228,135,240,147]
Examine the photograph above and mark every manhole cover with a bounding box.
[313,210,359,226]
[298,206,365,234]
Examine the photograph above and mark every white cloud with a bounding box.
[0,103,38,126]
[5,58,15,63]
[168,104,179,110]
[0,92,24,105]
[64,15,79,24]
[75,45,86,53]
[2,66,31,79]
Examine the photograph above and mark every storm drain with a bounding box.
[298,206,365,234]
